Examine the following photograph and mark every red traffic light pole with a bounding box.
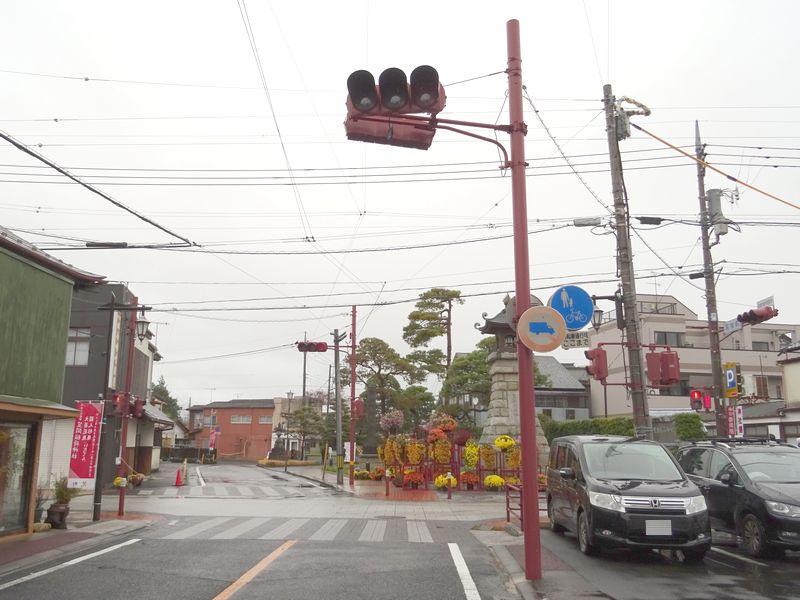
[344,20,541,580]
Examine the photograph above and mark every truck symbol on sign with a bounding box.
[529,321,555,335]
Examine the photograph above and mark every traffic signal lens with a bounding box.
[347,70,378,112]
[410,65,439,109]
[379,68,409,110]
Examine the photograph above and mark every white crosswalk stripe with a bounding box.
[358,520,386,542]
[164,517,234,540]
[260,518,310,539]
[406,521,433,543]
[309,519,348,541]
[236,486,255,497]
[211,517,270,540]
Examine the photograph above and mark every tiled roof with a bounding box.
[201,399,275,409]
[533,356,586,390]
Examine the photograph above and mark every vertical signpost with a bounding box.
[68,401,105,490]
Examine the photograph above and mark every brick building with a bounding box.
[189,399,275,461]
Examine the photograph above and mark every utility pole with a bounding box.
[332,329,347,485]
[117,296,137,517]
[695,121,727,436]
[603,84,650,437]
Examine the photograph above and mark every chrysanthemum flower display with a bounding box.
[484,474,506,490]
[494,434,516,451]
[434,473,457,490]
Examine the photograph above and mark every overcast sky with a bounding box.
[3,1,798,408]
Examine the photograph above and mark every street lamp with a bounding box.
[135,312,150,342]
[591,304,604,332]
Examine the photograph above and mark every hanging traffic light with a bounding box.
[645,350,681,387]
[736,306,778,325]
[297,341,329,353]
[703,394,712,412]
[690,389,703,411]
[132,398,146,418]
[584,347,608,382]
[345,66,446,150]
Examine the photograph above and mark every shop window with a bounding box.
[0,423,35,534]
[65,328,90,366]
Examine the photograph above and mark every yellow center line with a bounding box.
[213,539,297,600]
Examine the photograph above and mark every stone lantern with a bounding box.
[476,295,550,469]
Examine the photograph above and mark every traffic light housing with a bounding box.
[736,364,745,397]
[345,66,446,150]
[703,393,712,412]
[736,306,778,325]
[690,389,703,411]
[645,350,681,386]
[297,341,329,353]
[584,347,608,382]
[132,397,145,418]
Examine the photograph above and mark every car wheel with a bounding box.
[681,548,707,563]
[742,514,769,558]
[548,501,565,534]
[577,512,598,556]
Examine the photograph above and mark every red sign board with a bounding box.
[726,406,736,437]
[68,401,105,490]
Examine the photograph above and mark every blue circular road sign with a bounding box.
[548,285,594,331]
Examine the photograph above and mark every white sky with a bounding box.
[2,1,798,408]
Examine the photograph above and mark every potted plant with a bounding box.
[45,476,81,529]
[461,472,479,491]
[34,486,50,523]
[127,472,145,487]
[404,471,425,489]
[484,474,506,492]
[434,473,457,491]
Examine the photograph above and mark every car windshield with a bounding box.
[736,451,800,483]
[583,442,684,481]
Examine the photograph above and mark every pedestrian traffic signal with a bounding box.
[584,347,608,382]
[736,306,778,326]
[703,394,712,412]
[690,389,703,411]
[297,341,328,353]
[345,65,446,150]
[132,398,145,418]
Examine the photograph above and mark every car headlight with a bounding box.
[765,501,800,518]
[685,494,707,515]
[588,491,624,513]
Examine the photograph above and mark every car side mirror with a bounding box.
[558,467,575,480]
[720,472,738,486]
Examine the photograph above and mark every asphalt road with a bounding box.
[5,463,799,600]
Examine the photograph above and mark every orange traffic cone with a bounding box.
[175,468,183,487]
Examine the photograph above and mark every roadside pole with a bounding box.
[506,19,541,581]
[348,305,357,486]
[333,329,346,485]
[117,296,137,517]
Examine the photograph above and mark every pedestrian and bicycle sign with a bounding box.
[548,285,593,331]
[516,305,567,352]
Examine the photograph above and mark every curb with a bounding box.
[488,545,539,600]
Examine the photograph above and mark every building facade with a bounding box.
[588,293,799,417]
[190,399,275,461]
[0,227,103,538]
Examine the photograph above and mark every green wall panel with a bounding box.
[0,250,72,403]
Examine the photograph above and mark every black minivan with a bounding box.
[547,435,711,560]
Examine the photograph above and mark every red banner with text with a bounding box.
[68,401,105,489]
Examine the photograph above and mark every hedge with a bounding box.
[539,414,634,444]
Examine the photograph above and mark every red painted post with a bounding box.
[117,296,138,517]
[507,19,542,581]
[385,471,390,497]
[447,472,452,500]
[348,305,357,486]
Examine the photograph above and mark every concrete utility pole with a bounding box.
[348,305,357,486]
[603,84,651,437]
[695,121,727,436]
[332,329,347,485]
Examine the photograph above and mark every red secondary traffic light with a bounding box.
[584,347,608,382]
[297,341,328,353]
[690,389,703,411]
[345,65,445,150]
[736,306,778,325]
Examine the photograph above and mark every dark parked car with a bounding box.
[676,438,800,557]
[546,435,711,560]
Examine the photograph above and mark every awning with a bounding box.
[0,394,79,419]
[143,403,175,429]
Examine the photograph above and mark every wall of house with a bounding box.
[0,249,72,403]
[211,408,274,461]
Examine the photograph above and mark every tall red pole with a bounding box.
[117,296,138,517]
[507,19,541,581]
[348,305,357,486]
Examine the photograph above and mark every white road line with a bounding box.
[448,543,481,600]
[709,546,768,567]
[211,517,271,540]
[168,519,179,526]
[309,519,348,541]
[260,518,310,539]
[214,486,230,497]
[358,520,386,542]
[196,467,205,486]
[407,520,433,543]
[163,516,234,540]
[260,486,280,497]
[0,539,141,592]
[236,485,255,496]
